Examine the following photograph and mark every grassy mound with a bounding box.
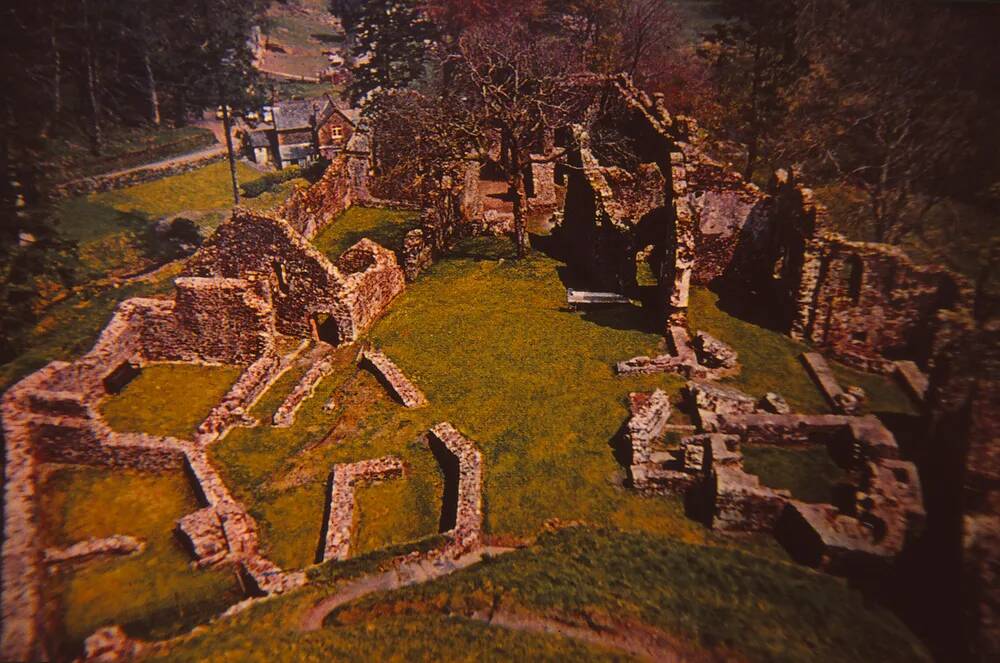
[331,527,930,663]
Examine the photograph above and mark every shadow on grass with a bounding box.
[709,278,788,333]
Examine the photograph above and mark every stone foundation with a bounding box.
[44,535,145,565]
[272,346,337,428]
[321,456,405,562]
[427,423,484,554]
[361,348,428,407]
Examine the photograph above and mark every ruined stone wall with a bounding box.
[684,156,769,285]
[142,278,275,364]
[184,209,354,341]
[336,239,406,338]
[763,173,975,372]
[279,155,355,239]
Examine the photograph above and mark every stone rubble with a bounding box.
[44,536,145,565]
[80,624,141,662]
[616,326,740,380]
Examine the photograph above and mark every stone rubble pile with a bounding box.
[616,326,740,380]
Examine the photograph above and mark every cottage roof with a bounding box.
[248,130,271,148]
[273,99,317,131]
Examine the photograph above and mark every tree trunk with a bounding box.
[221,102,240,205]
[744,38,763,180]
[143,50,161,127]
[51,17,61,117]
[82,0,101,155]
[509,154,529,258]
[84,48,102,156]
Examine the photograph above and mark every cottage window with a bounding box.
[331,126,343,140]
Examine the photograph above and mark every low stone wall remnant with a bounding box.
[361,349,428,408]
[321,456,405,562]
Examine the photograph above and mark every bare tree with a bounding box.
[449,25,597,256]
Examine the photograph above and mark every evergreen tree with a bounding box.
[344,0,438,104]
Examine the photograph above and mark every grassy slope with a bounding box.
[45,124,216,182]
[332,527,929,663]
[40,467,243,657]
[154,526,928,663]
[310,206,420,260]
[263,0,340,79]
[100,364,243,439]
[56,161,265,279]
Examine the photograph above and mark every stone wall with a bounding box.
[361,348,428,408]
[336,239,407,337]
[279,155,354,240]
[321,456,405,562]
[185,208,352,340]
[186,209,403,346]
[427,423,484,554]
[52,151,224,199]
[765,172,974,372]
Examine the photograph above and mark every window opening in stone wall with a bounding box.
[273,260,289,294]
[103,360,141,394]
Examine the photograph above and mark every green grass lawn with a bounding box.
[742,444,849,503]
[45,124,216,182]
[100,363,243,439]
[39,467,243,659]
[687,286,913,416]
[310,206,420,261]
[57,160,265,275]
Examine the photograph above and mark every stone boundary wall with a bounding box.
[361,349,428,408]
[427,423,484,554]
[52,151,224,199]
[321,456,405,562]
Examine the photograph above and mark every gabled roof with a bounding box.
[248,130,271,148]
[273,99,318,131]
